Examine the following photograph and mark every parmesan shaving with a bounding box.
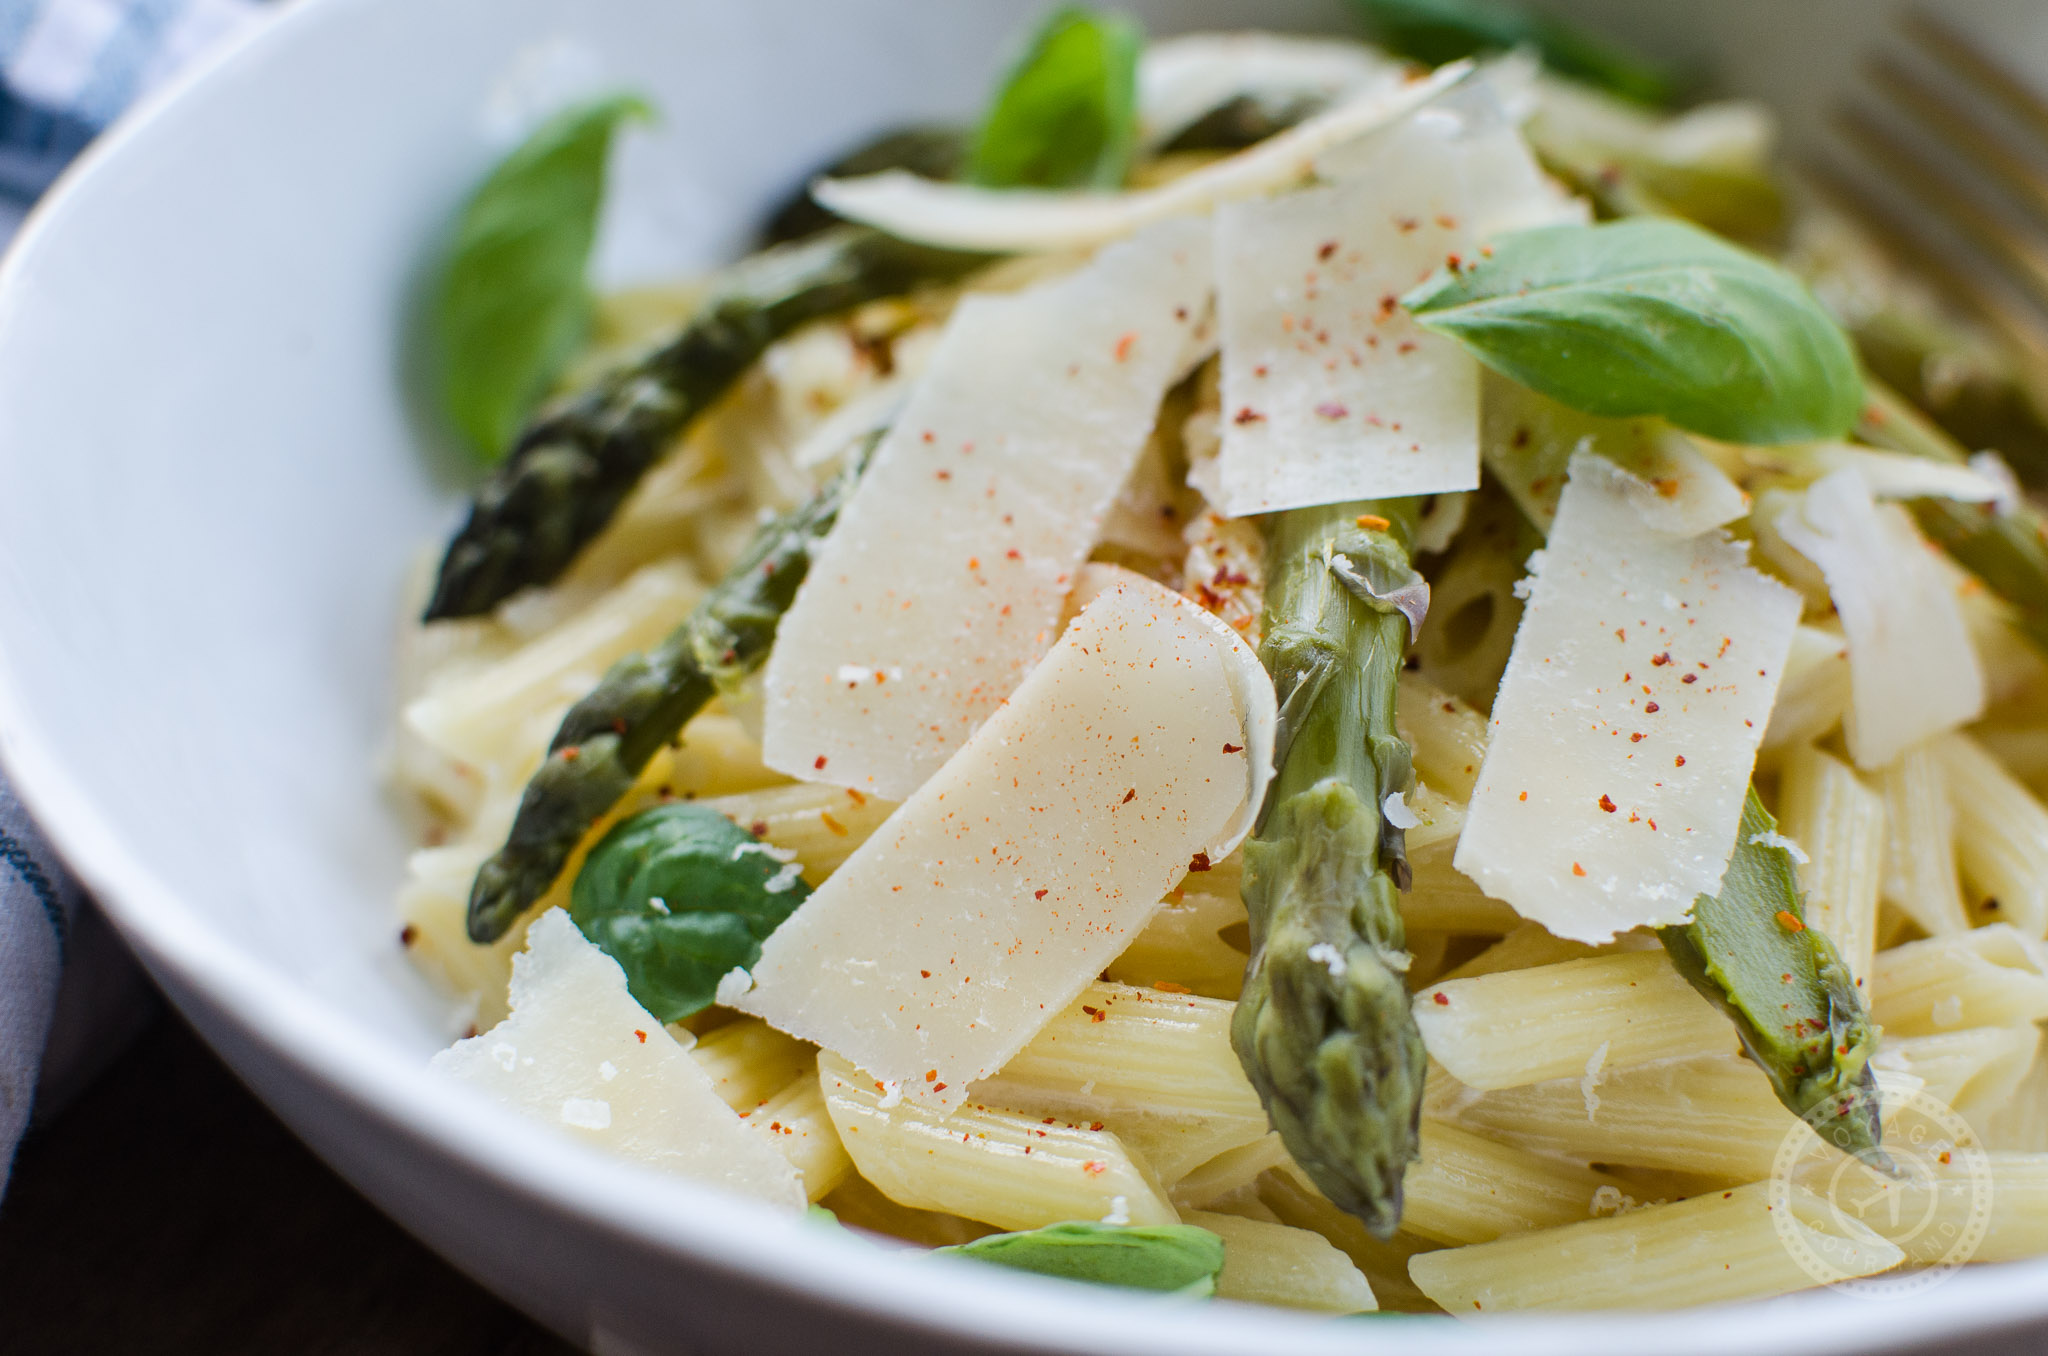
[810,63,1471,253]
[739,568,1275,1109]
[762,218,1214,798]
[1455,452,1802,943]
[1137,32,1407,151]
[1805,444,2008,504]
[1773,468,1985,770]
[432,910,803,1206]
[1210,81,1585,516]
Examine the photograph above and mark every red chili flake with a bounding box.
[1598,794,1618,813]
[1356,513,1391,530]
[1674,755,1686,767]
[634,1030,648,1043]
[932,1083,947,1093]
[1518,791,1528,802]
[1432,992,1450,1006]
[1318,240,1339,260]
[1114,331,1137,361]
[1315,401,1349,419]
[1436,213,1458,229]
[1222,742,1243,754]
[813,755,828,770]
[925,1069,938,1082]
[1446,253,1463,270]
[1233,406,1265,425]
[399,924,419,947]
[921,430,935,443]
[1006,547,1021,560]
[1396,216,1420,233]
[1651,652,1672,667]
[920,970,932,978]
[1630,732,1645,743]
[1681,673,1697,684]
[1645,701,1661,713]
[1090,1122,1105,1132]
[1081,1006,1100,1018]
[1121,788,1137,805]
[1572,862,1587,877]
[935,469,951,481]
[750,820,769,838]
[611,718,629,736]
[1377,293,1400,318]
[1154,981,1192,994]
[1775,910,1805,933]
[820,811,847,837]
[1084,1161,1108,1176]
[1648,819,1658,830]
[1034,889,1048,900]
[1511,426,1530,449]
[1188,852,1213,872]
[559,745,580,762]
[1397,340,1418,354]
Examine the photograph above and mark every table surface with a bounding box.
[0,1010,581,1355]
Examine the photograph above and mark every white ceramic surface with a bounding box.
[1,0,2046,1351]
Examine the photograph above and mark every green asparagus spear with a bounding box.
[1232,500,1430,1239]
[423,226,989,621]
[465,434,877,944]
[1659,788,1886,1163]
[1855,378,2048,659]
[760,126,965,245]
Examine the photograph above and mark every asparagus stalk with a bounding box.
[1856,377,2048,659]
[424,226,989,621]
[1660,788,1886,1163]
[1232,500,1431,1238]
[465,434,878,944]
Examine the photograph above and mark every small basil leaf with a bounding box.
[1348,0,1680,107]
[938,1221,1225,1295]
[569,802,808,1023]
[966,6,1143,190]
[434,93,652,462]
[1403,219,1864,446]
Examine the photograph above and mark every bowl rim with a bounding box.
[1,0,2045,1350]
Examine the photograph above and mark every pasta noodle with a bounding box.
[1396,672,1489,802]
[697,780,897,884]
[1778,742,1885,984]
[817,1051,1177,1231]
[1935,731,2048,938]
[1869,925,2048,1036]
[1413,952,1734,1091]
[1407,1182,1905,1312]
[747,1061,855,1201]
[692,1016,815,1115]
[1876,740,1971,936]
[1395,1122,1630,1247]
[1757,624,1851,754]
[1103,887,1249,1000]
[1181,1209,1378,1313]
[1816,1153,2048,1265]
[1252,1167,1445,1315]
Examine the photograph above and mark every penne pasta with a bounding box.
[692,1016,815,1115]
[1877,1027,2042,1129]
[747,1062,855,1201]
[1395,1122,1629,1247]
[819,1173,996,1248]
[1412,952,1734,1091]
[1758,624,1851,754]
[1777,743,1885,984]
[1984,1048,2048,1153]
[1182,1209,1377,1313]
[1870,925,2048,1036]
[1875,740,1971,937]
[1104,887,1249,1001]
[1254,1168,1445,1315]
[1935,732,2048,938]
[1172,1133,1290,1211]
[1815,1152,2048,1265]
[1396,672,1489,802]
[1408,1182,1905,1312]
[817,1051,1177,1232]
[406,560,704,770]
[1434,920,1647,983]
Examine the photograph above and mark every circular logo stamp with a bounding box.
[1769,1070,1994,1299]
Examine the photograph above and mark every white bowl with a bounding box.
[2,0,2047,1351]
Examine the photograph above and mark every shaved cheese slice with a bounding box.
[761,219,1213,798]
[739,567,1276,1110]
[1774,468,1985,770]
[1455,452,1802,943]
[1137,31,1408,150]
[1210,84,1585,516]
[811,62,1470,253]
[1481,371,1748,537]
[433,910,804,1206]
[1805,444,2009,504]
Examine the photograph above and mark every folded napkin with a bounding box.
[0,0,266,1195]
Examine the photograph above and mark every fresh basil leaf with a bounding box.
[966,6,1143,190]
[1403,219,1864,446]
[434,93,652,462]
[568,802,807,1023]
[1348,0,1680,107]
[938,1221,1225,1295]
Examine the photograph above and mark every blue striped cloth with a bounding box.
[0,0,266,1195]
